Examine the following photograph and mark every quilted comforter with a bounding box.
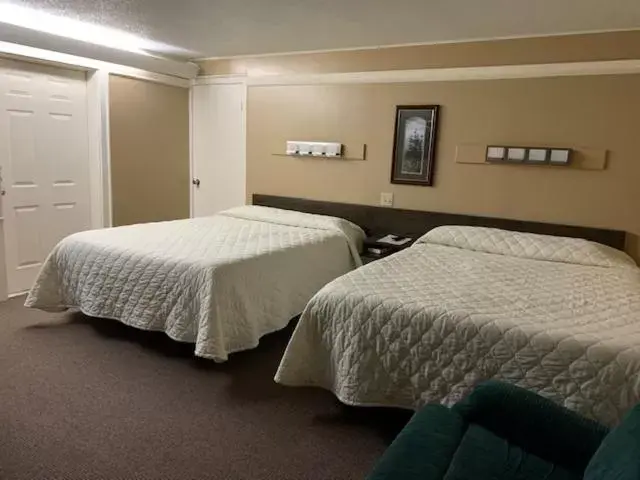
[275,226,640,426]
[26,206,364,361]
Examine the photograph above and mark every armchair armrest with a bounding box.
[585,404,640,480]
[367,405,466,480]
[453,381,609,473]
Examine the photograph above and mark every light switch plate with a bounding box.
[380,192,394,207]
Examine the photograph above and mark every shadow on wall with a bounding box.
[626,234,640,265]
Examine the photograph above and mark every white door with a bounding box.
[191,83,246,217]
[0,59,91,295]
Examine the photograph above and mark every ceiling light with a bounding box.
[0,3,158,55]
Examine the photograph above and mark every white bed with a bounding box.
[275,225,640,426]
[25,206,364,361]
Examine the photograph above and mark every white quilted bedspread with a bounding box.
[275,226,640,426]
[25,206,364,361]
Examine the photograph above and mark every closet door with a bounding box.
[191,83,246,217]
[0,59,91,295]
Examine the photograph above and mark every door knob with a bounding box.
[192,178,201,187]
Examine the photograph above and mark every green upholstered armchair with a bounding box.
[367,381,640,480]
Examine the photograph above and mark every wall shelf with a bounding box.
[455,145,607,171]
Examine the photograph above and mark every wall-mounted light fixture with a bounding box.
[285,141,343,157]
[487,146,572,166]
[273,142,367,161]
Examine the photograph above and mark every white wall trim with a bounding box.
[188,85,195,218]
[195,59,640,87]
[0,41,191,88]
[92,63,190,88]
[240,83,247,206]
[86,70,112,229]
[192,74,248,86]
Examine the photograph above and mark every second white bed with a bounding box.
[275,226,640,426]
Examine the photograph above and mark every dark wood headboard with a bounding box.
[253,194,627,250]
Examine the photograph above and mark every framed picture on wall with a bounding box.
[391,105,440,186]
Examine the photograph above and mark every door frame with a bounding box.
[86,69,112,229]
[189,76,248,218]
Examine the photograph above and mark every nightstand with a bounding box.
[360,234,416,265]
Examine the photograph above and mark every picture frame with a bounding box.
[391,105,440,186]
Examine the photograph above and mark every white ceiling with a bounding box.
[5,0,640,60]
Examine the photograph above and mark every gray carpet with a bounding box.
[0,297,411,480]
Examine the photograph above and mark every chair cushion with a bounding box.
[367,405,466,480]
[584,404,640,480]
[453,381,607,473]
[444,424,581,480]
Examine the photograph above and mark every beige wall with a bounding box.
[247,76,640,259]
[199,31,640,259]
[109,75,189,226]
[200,31,640,76]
